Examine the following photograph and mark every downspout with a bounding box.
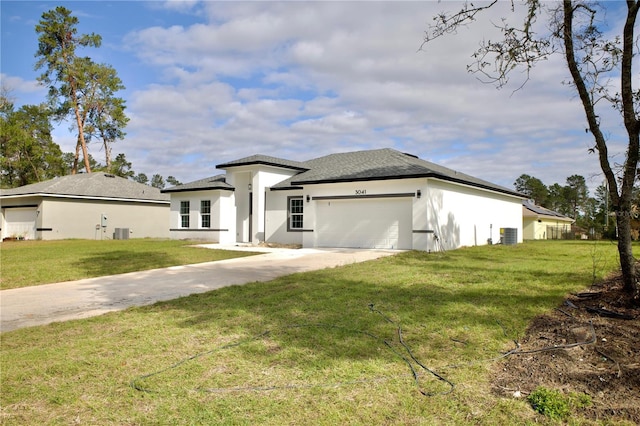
[263,189,267,244]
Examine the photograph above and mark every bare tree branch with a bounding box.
[420,0,640,299]
[421,0,500,47]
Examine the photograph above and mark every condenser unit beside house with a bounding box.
[114,228,130,240]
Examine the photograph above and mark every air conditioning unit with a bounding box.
[114,228,130,240]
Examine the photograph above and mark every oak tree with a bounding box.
[0,92,65,187]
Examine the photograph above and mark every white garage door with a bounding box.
[4,208,37,240]
[315,198,412,249]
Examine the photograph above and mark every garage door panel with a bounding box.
[4,208,37,240]
[316,198,411,249]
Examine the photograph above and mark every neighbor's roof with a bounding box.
[522,200,574,222]
[161,175,233,193]
[0,173,169,202]
[271,148,524,197]
[216,154,309,171]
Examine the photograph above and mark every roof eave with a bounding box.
[0,192,170,204]
[161,186,234,194]
[529,213,574,222]
[436,175,525,198]
[269,186,304,191]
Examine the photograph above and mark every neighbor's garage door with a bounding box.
[315,198,412,249]
[4,208,37,240]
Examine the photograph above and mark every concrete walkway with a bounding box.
[0,246,398,332]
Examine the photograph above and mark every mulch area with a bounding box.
[492,274,640,423]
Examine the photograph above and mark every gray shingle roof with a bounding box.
[161,175,233,193]
[523,199,574,221]
[216,154,309,171]
[272,148,523,197]
[0,173,169,202]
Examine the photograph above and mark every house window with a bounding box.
[180,201,190,228]
[289,197,304,230]
[201,200,211,228]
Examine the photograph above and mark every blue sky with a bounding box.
[1,1,633,192]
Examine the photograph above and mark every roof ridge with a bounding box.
[217,154,309,171]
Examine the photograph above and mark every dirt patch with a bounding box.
[492,275,640,423]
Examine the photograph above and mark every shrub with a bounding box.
[527,386,592,421]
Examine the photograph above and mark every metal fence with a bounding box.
[546,225,575,240]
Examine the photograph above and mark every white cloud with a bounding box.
[13,0,622,194]
[160,0,200,13]
[1,74,44,95]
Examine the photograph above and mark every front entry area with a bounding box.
[315,197,412,249]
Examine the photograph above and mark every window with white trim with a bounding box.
[201,200,211,228]
[288,197,304,230]
[180,201,190,228]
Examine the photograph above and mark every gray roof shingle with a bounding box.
[0,173,169,202]
[216,154,309,171]
[162,175,233,193]
[272,148,523,197]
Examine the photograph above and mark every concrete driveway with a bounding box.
[0,246,398,332]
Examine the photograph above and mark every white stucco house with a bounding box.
[0,173,170,241]
[163,148,525,251]
[522,199,574,240]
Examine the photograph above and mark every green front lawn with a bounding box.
[0,240,626,425]
[0,239,258,290]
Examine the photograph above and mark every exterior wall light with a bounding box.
[306,195,311,202]
[416,190,421,198]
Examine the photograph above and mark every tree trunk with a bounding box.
[102,131,112,171]
[73,106,91,173]
[616,211,638,297]
[563,0,639,301]
[72,137,81,174]
[618,0,640,299]
[67,66,91,174]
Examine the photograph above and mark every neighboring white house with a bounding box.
[163,148,525,251]
[0,173,170,241]
[522,199,574,240]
